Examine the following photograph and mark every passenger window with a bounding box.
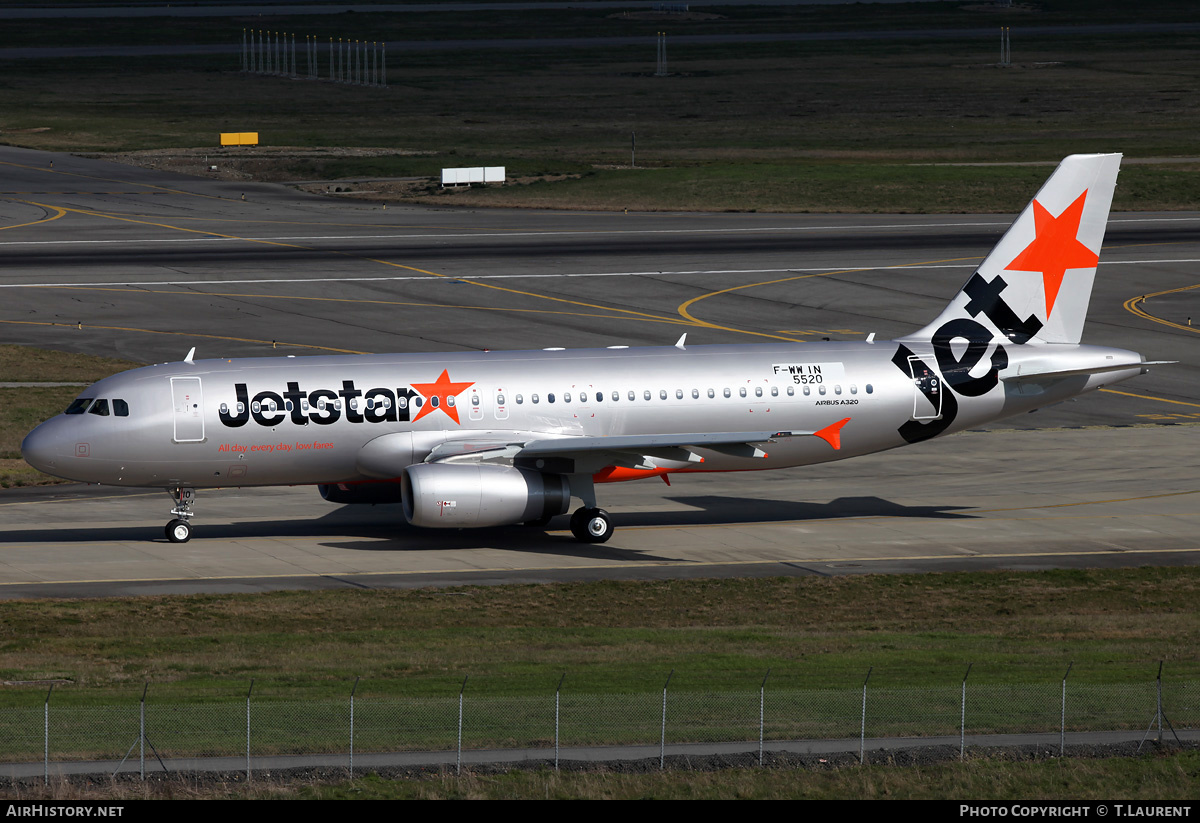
[850,385,858,395]
[707,388,715,399]
[787,386,794,396]
[643,390,651,401]
[771,387,778,397]
[835,385,842,395]
[397,397,408,409]
[628,390,635,401]
[65,398,93,415]
[496,394,505,405]
[723,388,731,398]
[596,392,603,403]
[548,393,556,404]
[866,384,874,394]
[803,386,810,396]
[516,394,523,404]
[471,395,480,406]
[819,386,827,396]
[532,394,540,404]
[739,387,747,398]
[691,389,699,399]
[564,392,572,403]
[447,396,456,407]
[88,398,110,416]
[659,390,667,400]
[755,387,763,397]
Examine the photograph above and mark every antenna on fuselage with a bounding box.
[184,347,195,364]
[675,334,687,350]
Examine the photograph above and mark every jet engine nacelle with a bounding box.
[401,463,571,528]
[318,482,405,505]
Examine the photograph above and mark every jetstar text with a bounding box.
[218,380,420,428]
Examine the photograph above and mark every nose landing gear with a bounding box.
[165,487,195,543]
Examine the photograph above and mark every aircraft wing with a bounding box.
[426,418,851,473]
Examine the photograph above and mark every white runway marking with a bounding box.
[2,259,1197,290]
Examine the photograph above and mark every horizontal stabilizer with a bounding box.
[1001,361,1174,383]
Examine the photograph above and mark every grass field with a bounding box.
[2,1,1198,211]
[2,569,1197,705]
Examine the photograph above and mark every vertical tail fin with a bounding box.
[903,153,1121,346]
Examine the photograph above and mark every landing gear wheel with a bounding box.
[569,507,613,544]
[165,518,192,543]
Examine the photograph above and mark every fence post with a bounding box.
[660,670,674,769]
[859,667,872,765]
[1061,663,1073,756]
[555,673,566,772]
[1157,661,1164,741]
[457,676,468,775]
[350,676,360,778]
[759,668,771,767]
[1139,661,1183,752]
[246,679,254,781]
[139,682,147,780]
[43,684,53,787]
[960,663,972,761]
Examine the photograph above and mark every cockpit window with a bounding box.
[113,399,129,417]
[65,398,93,415]
[88,398,110,416]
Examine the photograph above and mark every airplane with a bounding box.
[20,153,1165,545]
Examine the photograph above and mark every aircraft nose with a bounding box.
[21,418,65,475]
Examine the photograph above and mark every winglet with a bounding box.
[814,417,851,450]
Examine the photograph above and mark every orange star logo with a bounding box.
[410,369,474,424]
[1005,190,1099,318]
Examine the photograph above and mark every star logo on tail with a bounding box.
[410,369,474,424]
[1005,189,1099,318]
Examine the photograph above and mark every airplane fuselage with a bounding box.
[23,338,1143,490]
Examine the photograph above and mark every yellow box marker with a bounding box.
[219,132,260,146]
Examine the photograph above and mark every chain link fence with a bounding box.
[2,669,1195,782]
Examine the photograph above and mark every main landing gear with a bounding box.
[165,487,195,543]
[569,507,613,544]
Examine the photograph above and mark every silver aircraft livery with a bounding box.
[21,154,1162,544]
